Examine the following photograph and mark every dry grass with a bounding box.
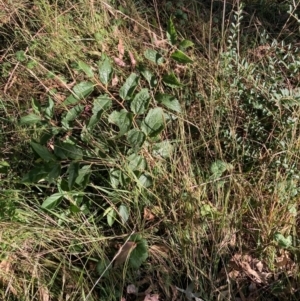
[0,0,300,300]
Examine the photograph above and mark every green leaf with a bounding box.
[139,66,157,87]
[31,141,56,162]
[108,110,133,136]
[162,73,182,88]
[41,192,63,209]
[78,60,94,78]
[104,207,116,226]
[274,232,292,248]
[179,39,194,50]
[127,129,145,149]
[75,165,91,189]
[152,140,173,158]
[63,81,94,105]
[47,162,61,182]
[20,114,42,125]
[129,234,148,269]
[22,164,50,183]
[45,97,55,119]
[61,105,84,129]
[88,95,112,129]
[68,162,79,190]
[167,18,177,45]
[119,73,139,100]
[171,50,193,64]
[127,153,147,172]
[141,107,165,137]
[54,141,83,160]
[138,174,152,188]
[155,93,181,113]
[98,57,113,85]
[109,169,120,188]
[210,160,228,179]
[31,98,41,115]
[0,161,10,174]
[119,204,129,224]
[130,88,150,115]
[144,49,164,65]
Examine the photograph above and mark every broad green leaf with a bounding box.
[119,73,139,100]
[109,168,121,188]
[167,18,177,45]
[274,232,292,248]
[63,81,94,105]
[129,234,148,269]
[47,162,61,182]
[31,98,41,115]
[127,129,145,149]
[61,105,84,129]
[152,141,173,158]
[162,73,182,88]
[54,141,83,160]
[127,153,147,172]
[45,97,55,119]
[75,165,91,189]
[0,161,10,174]
[92,95,112,114]
[22,164,50,183]
[31,141,56,162]
[41,192,63,209]
[210,160,228,179]
[98,57,113,85]
[104,207,116,226]
[88,95,112,129]
[141,107,165,137]
[130,88,150,115]
[144,49,164,65]
[138,174,152,188]
[155,93,181,113]
[139,67,157,87]
[108,110,133,136]
[20,114,42,125]
[68,162,79,190]
[119,204,129,224]
[78,60,94,78]
[179,39,194,50]
[171,50,193,64]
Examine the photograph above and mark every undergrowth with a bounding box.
[0,0,300,300]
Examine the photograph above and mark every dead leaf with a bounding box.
[113,241,137,267]
[144,294,159,301]
[129,51,136,68]
[114,57,126,67]
[39,286,50,301]
[256,261,263,272]
[112,75,119,86]
[127,284,138,295]
[118,39,125,59]
[144,208,155,221]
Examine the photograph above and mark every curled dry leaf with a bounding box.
[112,75,119,87]
[144,207,155,221]
[127,284,138,295]
[129,51,136,68]
[114,241,137,267]
[144,294,159,301]
[114,57,126,67]
[118,39,125,59]
[39,286,50,301]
